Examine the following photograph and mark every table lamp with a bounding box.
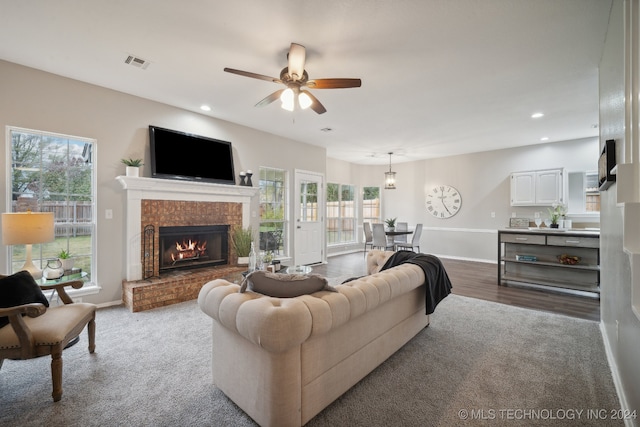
[2,211,55,279]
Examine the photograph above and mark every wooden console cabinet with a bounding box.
[498,229,600,295]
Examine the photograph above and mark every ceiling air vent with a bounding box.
[124,55,150,70]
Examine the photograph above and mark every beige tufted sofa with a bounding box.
[198,250,428,427]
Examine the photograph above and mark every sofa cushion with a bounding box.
[239,270,337,298]
[0,270,50,328]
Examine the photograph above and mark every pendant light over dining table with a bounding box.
[384,152,396,189]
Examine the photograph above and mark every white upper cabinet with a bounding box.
[510,168,564,206]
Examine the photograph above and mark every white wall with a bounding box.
[598,0,640,416]
[327,137,599,261]
[0,60,326,305]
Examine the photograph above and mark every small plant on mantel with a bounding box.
[121,158,143,167]
[121,158,143,177]
[231,226,253,264]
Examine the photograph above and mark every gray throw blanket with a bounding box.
[380,251,453,314]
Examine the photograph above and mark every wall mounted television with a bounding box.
[149,125,236,185]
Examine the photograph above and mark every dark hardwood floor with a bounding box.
[315,252,600,322]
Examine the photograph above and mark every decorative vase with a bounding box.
[126,166,139,177]
[237,256,249,266]
[564,219,572,229]
[43,259,64,280]
[387,227,395,232]
[60,258,75,272]
[550,223,559,229]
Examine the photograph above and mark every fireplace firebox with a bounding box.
[158,225,229,272]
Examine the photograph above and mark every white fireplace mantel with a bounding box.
[117,176,258,281]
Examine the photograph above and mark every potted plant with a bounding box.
[231,225,253,265]
[547,203,566,229]
[121,158,143,177]
[57,248,75,271]
[385,217,397,231]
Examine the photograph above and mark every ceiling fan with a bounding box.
[224,43,361,114]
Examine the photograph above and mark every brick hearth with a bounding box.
[122,265,245,312]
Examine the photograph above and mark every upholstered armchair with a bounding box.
[0,271,96,402]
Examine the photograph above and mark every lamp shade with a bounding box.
[2,212,55,245]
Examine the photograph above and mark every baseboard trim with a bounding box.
[97,300,124,309]
[599,322,634,427]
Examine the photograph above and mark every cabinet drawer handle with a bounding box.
[515,237,528,241]
[566,240,580,244]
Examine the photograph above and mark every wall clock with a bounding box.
[426,185,462,218]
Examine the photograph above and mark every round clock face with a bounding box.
[426,185,462,218]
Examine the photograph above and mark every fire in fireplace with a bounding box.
[159,225,229,272]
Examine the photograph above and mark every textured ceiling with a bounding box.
[0,0,611,164]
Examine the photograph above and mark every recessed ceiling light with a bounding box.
[531,112,544,119]
[200,105,211,111]
[540,137,549,141]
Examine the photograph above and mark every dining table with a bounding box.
[384,229,413,250]
[384,230,413,237]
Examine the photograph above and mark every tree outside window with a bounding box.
[259,167,287,256]
[363,186,380,224]
[327,183,356,245]
[8,128,95,280]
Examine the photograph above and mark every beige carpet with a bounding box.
[0,293,622,426]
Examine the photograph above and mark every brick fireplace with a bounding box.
[117,176,258,311]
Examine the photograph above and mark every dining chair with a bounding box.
[363,222,374,255]
[371,223,395,251]
[396,223,423,252]
[393,222,408,245]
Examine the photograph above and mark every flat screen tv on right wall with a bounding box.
[599,139,616,191]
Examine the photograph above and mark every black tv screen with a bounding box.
[149,125,235,185]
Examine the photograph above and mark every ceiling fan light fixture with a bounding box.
[298,91,312,109]
[224,42,361,115]
[280,88,295,111]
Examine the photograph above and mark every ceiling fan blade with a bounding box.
[301,90,327,114]
[306,78,362,89]
[224,68,282,84]
[255,89,285,107]
[287,43,306,81]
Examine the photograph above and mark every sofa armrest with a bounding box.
[366,250,395,275]
[199,279,314,352]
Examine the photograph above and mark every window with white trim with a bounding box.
[363,186,381,224]
[259,167,288,257]
[327,183,356,245]
[7,127,95,282]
